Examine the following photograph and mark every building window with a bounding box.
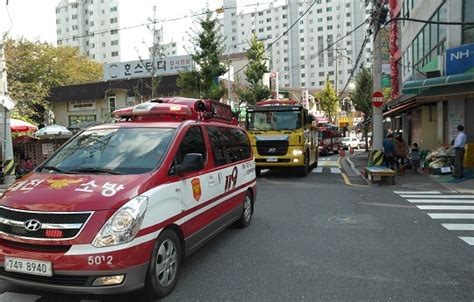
[110,17,118,24]
[463,0,474,43]
[56,19,60,24]
[69,115,96,128]
[72,25,78,30]
[111,29,118,34]
[326,7,332,12]
[110,6,117,12]
[72,14,77,20]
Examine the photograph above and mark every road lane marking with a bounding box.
[400,195,474,199]
[441,224,474,231]
[459,237,474,245]
[330,167,341,174]
[394,191,441,194]
[416,205,474,210]
[407,199,474,204]
[427,213,474,219]
[312,167,323,173]
[319,160,338,167]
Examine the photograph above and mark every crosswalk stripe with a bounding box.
[330,167,341,174]
[441,223,474,231]
[394,191,441,194]
[400,195,474,199]
[459,237,474,245]
[416,205,474,210]
[312,167,323,173]
[427,213,474,219]
[407,199,474,204]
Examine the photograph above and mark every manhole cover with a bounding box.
[328,216,362,225]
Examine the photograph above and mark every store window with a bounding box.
[69,115,97,127]
[463,0,474,43]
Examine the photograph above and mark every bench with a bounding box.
[364,166,396,185]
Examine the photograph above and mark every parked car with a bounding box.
[342,137,361,149]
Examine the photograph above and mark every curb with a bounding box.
[343,156,371,186]
[338,157,368,187]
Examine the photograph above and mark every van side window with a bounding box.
[206,126,229,166]
[169,126,206,175]
[220,127,251,163]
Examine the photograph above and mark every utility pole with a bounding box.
[371,0,386,166]
[0,41,16,185]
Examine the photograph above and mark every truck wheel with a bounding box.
[298,152,310,176]
[145,229,182,299]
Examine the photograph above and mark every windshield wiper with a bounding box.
[70,167,123,175]
[41,165,75,174]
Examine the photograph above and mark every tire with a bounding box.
[235,191,253,228]
[144,229,182,299]
[298,151,310,176]
[255,167,261,177]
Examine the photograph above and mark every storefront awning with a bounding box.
[402,73,474,95]
[383,100,417,117]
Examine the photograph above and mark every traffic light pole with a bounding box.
[0,41,16,185]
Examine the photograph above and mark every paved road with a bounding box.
[1,154,473,301]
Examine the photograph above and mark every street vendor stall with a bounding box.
[424,146,455,175]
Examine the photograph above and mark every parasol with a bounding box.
[10,119,38,133]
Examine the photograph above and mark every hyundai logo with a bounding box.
[268,148,277,153]
[24,219,42,232]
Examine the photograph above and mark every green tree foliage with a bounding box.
[236,34,271,105]
[350,68,373,121]
[314,77,339,122]
[5,38,102,124]
[350,68,373,151]
[177,10,227,100]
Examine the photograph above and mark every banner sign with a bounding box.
[446,43,474,75]
[103,55,193,81]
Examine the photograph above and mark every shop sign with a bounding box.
[68,100,96,112]
[103,55,193,81]
[446,43,474,75]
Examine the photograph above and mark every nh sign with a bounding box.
[446,43,474,75]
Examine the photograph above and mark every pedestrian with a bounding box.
[25,158,35,172]
[409,143,421,173]
[395,135,408,176]
[383,134,396,170]
[452,125,466,179]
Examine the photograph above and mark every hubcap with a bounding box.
[155,239,178,287]
[243,195,252,223]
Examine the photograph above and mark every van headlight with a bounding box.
[92,196,148,247]
[292,149,303,156]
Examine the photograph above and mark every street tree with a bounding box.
[5,38,102,124]
[177,9,227,100]
[315,77,339,122]
[350,68,373,151]
[235,34,271,105]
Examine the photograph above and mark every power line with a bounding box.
[385,17,474,26]
[283,17,370,77]
[339,34,371,97]
[56,2,274,44]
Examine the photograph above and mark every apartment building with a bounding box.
[55,0,121,63]
[220,0,372,92]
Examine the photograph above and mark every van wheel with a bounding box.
[235,191,253,228]
[144,229,182,299]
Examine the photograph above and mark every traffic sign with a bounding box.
[372,91,384,107]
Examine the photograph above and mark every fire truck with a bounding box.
[0,97,256,298]
[245,100,318,176]
[317,123,343,155]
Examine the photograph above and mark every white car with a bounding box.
[342,137,360,149]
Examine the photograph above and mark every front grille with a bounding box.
[0,268,90,286]
[0,206,91,240]
[256,140,289,156]
[0,207,89,224]
[0,239,71,253]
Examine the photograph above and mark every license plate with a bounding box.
[4,257,53,277]
[266,157,278,162]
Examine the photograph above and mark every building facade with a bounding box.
[55,0,121,63]
[219,0,372,92]
[386,0,474,150]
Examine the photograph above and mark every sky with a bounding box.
[0,0,281,61]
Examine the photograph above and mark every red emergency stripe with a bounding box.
[137,180,256,238]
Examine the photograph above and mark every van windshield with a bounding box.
[41,127,175,174]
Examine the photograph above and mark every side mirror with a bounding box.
[177,153,204,174]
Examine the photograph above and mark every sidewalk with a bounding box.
[342,151,474,192]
